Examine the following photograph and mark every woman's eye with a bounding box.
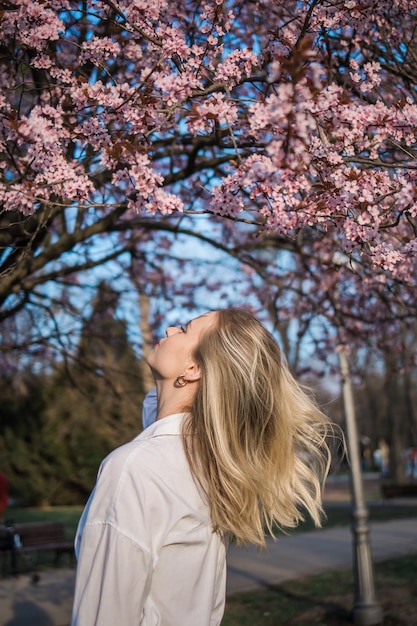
[180,326,186,333]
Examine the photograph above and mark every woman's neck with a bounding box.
[154,379,196,420]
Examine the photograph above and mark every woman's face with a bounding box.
[147,311,217,381]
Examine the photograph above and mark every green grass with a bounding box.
[222,554,417,625]
[294,502,417,534]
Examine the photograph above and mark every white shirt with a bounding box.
[71,413,227,626]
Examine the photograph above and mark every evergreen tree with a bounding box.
[0,282,146,506]
[44,281,146,504]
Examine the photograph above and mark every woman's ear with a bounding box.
[183,361,201,382]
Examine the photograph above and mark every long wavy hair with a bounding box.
[182,308,332,547]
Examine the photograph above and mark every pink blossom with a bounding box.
[79,37,121,66]
[213,48,258,87]
[125,0,168,23]
[148,189,184,215]
[0,0,416,350]
[1,0,65,50]
[187,92,238,134]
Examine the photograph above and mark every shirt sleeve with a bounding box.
[71,442,160,626]
[71,522,153,626]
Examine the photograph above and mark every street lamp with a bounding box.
[338,346,383,626]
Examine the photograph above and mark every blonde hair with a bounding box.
[182,308,332,547]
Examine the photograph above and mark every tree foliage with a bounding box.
[0,283,145,505]
[0,0,416,360]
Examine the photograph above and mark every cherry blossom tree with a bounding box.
[1,0,416,362]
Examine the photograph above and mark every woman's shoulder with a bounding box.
[99,436,161,478]
[100,414,187,479]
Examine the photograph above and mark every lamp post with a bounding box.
[338,346,383,626]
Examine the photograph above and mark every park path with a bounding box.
[226,516,417,595]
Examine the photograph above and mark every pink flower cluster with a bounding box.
[79,37,121,67]
[1,0,65,50]
[0,0,416,343]
[112,153,184,214]
[187,93,238,134]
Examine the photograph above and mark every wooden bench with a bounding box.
[381,483,417,499]
[0,521,74,575]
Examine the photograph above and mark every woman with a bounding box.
[71,308,331,626]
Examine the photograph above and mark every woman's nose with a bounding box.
[165,326,181,337]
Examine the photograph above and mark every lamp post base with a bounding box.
[353,603,384,626]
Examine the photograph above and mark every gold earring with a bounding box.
[175,374,188,387]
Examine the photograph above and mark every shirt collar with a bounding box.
[138,412,188,439]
